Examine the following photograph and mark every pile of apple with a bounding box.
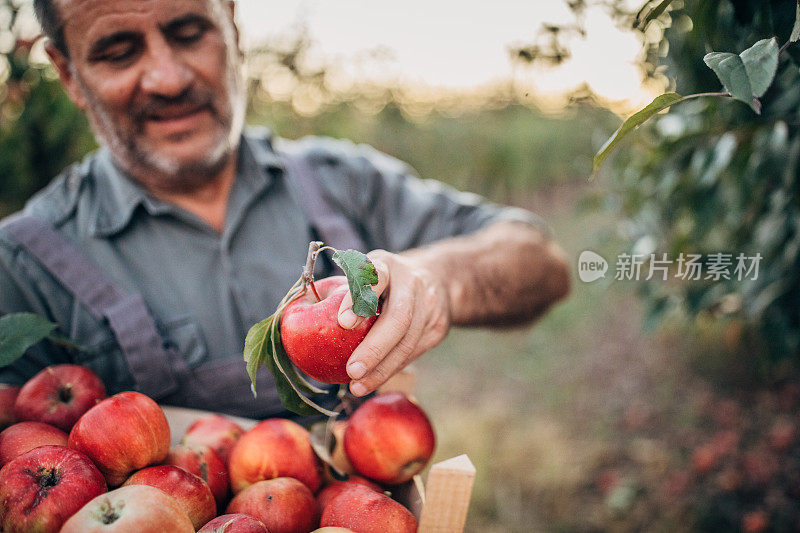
[0,364,435,533]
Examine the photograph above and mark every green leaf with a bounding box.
[592,92,684,174]
[243,311,331,417]
[792,0,800,43]
[332,249,379,317]
[0,313,58,368]
[740,38,779,97]
[703,52,757,110]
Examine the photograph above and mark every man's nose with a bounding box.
[140,42,193,97]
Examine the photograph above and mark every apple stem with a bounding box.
[302,241,323,302]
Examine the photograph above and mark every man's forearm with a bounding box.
[402,221,571,327]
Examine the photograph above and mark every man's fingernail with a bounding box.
[350,382,367,396]
[348,361,367,379]
[339,309,357,329]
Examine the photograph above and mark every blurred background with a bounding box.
[2,0,800,530]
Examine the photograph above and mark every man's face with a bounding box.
[51,0,246,190]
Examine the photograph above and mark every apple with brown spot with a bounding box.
[227,477,319,533]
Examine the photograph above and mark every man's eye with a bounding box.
[101,43,136,63]
[171,22,206,43]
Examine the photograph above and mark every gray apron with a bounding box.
[2,145,366,419]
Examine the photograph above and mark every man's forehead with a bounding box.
[57,0,220,27]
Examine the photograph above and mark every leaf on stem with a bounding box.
[243,311,326,416]
[592,92,684,175]
[703,52,756,110]
[740,38,779,97]
[792,0,800,43]
[0,313,58,368]
[332,249,379,317]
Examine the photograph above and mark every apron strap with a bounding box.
[2,214,179,399]
[278,143,368,252]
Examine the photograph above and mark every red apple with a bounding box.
[183,414,245,465]
[14,364,106,432]
[320,484,417,533]
[229,418,322,493]
[0,445,106,533]
[0,421,68,467]
[344,392,435,484]
[0,384,20,430]
[164,443,229,508]
[281,276,378,384]
[198,513,271,533]
[123,464,216,529]
[68,391,170,487]
[60,484,195,533]
[316,476,383,515]
[313,529,356,532]
[227,477,318,533]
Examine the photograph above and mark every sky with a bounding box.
[235,0,657,109]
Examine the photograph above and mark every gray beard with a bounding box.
[72,64,247,194]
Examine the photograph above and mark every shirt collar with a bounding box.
[89,129,285,238]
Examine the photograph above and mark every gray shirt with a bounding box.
[0,129,542,391]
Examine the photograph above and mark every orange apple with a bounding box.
[227,477,319,533]
[229,418,322,493]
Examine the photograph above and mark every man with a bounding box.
[0,0,570,418]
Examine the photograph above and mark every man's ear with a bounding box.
[45,42,87,111]
[225,1,241,54]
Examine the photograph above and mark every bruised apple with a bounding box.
[123,465,216,529]
[68,391,170,486]
[60,485,194,533]
[281,276,377,384]
[0,421,68,467]
[164,444,229,508]
[14,364,106,432]
[182,414,245,466]
[198,513,270,533]
[227,477,318,533]
[0,445,106,533]
[320,484,417,533]
[344,392,435,484]
[229,418,322,493]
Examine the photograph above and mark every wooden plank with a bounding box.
[418,455,476,533]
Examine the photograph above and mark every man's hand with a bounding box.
[337,250,451,397]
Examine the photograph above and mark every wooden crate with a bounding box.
[162,368,476,532]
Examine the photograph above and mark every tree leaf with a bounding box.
[740,38,779,97]
[332,249,379,317]
[792,0,800,43]
[243,311,332,417]
[703,52,757,110]
[0,313,58,368]
[593,92,684,175]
